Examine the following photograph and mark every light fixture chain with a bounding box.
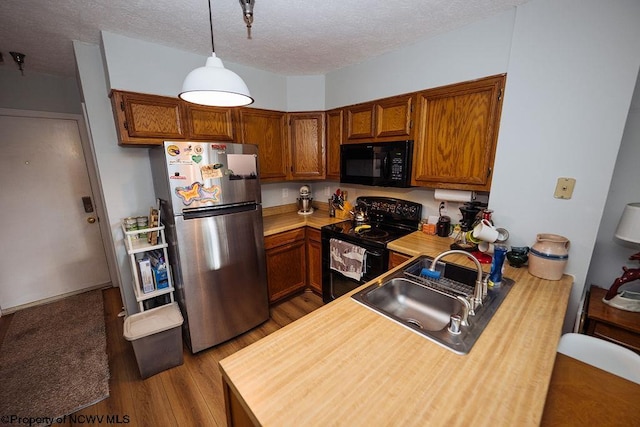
[208,0,215,53]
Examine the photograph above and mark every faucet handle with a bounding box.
[448,314,462,334]
[456,295,471,326]
[481,274,489,300]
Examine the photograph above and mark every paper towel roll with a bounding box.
[434,189,475,202]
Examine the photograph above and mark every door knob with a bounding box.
[87,217,96,224]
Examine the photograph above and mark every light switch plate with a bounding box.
[554,178,576,199]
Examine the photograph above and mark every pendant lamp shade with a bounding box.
[179,53,253,107]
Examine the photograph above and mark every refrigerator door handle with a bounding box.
[182,202,258,220]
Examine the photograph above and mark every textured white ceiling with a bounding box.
[0,0,529,78]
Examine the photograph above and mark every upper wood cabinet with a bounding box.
[344,94,415,143]
[237,109,326,182]
[411,74,506,192]
[325,109,343,181]
[288,112,326,180]
[345,103,375,140]
[238,108,288,182]
[110,90,187,146]
[110,89,237,146]
[183,104,236,141]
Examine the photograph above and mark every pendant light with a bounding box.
[179,0,254,107]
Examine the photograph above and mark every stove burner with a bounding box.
[354,228,389,239]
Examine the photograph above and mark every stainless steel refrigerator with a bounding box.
[150,141,269,353]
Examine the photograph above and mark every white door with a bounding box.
[0,112,110,310]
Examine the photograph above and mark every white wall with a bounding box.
[324,8,516,108]
[488,0,640,330]
[286,75,326,111]
[101,31,287,111]
[74,40,158,315]
[586,75,640,290]
[0,68,82,114]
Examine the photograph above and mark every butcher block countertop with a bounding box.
[220,228,574,426]
[262,203,343,236]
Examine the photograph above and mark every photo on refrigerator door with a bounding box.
[227,154,258,180]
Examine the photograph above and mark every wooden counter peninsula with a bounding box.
[220,231,573,426]
[261,203,344,236]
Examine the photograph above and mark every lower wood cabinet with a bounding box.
[306,228,322,295]
[223,380,255,427]
[264,227,323,303]
[389,251,412,270]
[264,228,307,303]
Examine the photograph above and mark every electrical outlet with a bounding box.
[554,178,576,199]
[439,201,448,215]
[324,186,331,197]
[282,188,289,199]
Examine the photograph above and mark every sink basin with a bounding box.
[358,278,463,332]
[351,255,514,354]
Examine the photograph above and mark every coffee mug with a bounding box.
[478,241,495,254]
[495,227,509,243]
[473,219,499,242]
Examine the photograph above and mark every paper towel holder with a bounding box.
[434,189,476,203]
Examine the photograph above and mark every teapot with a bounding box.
[506,246,529,268]
[351,202,368,224]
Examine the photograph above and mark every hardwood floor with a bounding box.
[1,287,323,427]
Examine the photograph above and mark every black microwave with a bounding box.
[340,140,413,187]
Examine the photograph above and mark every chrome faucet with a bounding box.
[428,250,486,315]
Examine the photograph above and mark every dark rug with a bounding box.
[0,289,109,425]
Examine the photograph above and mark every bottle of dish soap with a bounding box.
[488,244,508,287]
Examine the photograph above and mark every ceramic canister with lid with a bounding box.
[527,233,570,281]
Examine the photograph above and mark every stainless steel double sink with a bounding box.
[351,255,514,354]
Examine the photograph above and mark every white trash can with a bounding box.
[123,302,184,379]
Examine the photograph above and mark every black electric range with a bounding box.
[321,196,422,302]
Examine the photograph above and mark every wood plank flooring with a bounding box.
[0,287,323,427]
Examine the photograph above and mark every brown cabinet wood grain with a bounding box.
[388,251,412,270]
[345,94,414,143]
[110,90,187,146]
[412,74,505,191]
[264,229,307,303]
[325,109,343,181]
[375,95,414,139]
[306,228,323,295]
[184,104,236,141]
[238,108,288,182]
[345,103,375,140]
[288,112,326,180]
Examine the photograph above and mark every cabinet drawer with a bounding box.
[264,228,306,249]
[592,322,640,353]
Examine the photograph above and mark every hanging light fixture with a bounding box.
[10,52,26,76]
[179,0,254,107]
[239,0,255,39]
